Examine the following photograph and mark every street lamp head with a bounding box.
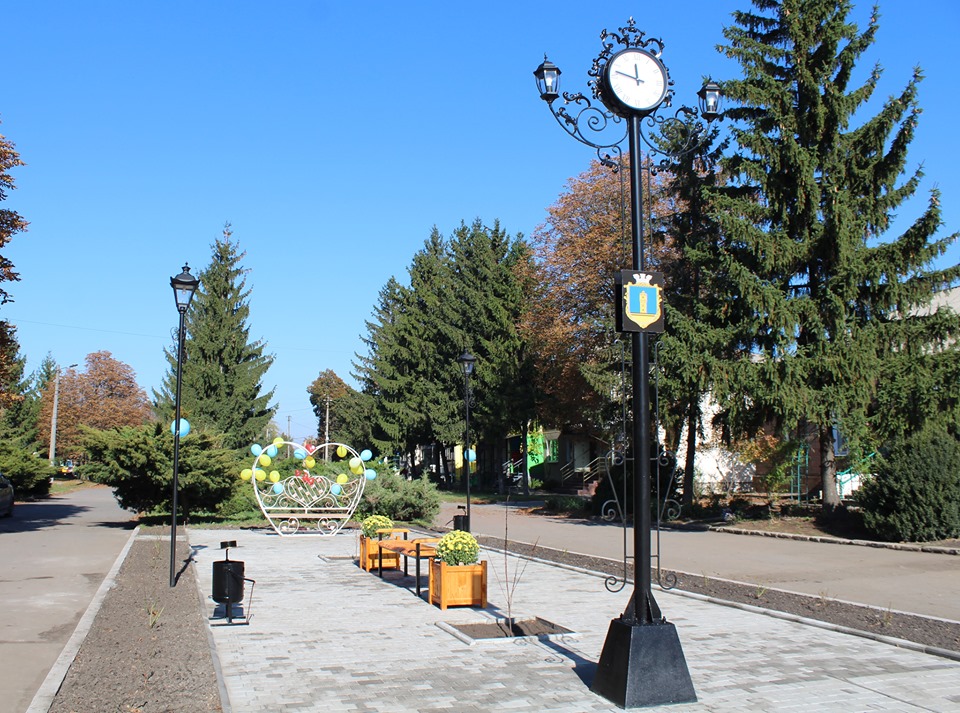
[458,349,476,377]
[697,80,723,121]
[170,264,200,313]
[534,55,561,103]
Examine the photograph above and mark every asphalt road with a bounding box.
[0,485,134,713]
[437,502,960,621]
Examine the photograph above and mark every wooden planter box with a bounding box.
[358,535,400,572]
[429,560,487,610]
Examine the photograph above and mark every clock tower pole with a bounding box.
[534,18,722,709]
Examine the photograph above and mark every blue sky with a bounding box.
[3,1,957,444]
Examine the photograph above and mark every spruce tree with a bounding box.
[712,0,960,511]
[155,224,276,449]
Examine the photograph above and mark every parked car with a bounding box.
[0,474,13,517]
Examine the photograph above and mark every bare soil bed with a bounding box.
[49,535,222,713]
[471,533,960,656]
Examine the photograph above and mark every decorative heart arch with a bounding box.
[240,439,376,536]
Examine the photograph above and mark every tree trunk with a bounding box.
[521,420,530,496]
[682,398,698,507]
[820,424,840,513]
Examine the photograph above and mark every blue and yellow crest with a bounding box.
[616,270,665,333]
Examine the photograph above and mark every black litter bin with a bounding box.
[212,541,246,623]
[452,514,470,531]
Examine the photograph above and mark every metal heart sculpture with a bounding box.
[240,440,377,536]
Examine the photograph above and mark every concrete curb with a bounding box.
[710,525,960,554]
[25,526,140,713]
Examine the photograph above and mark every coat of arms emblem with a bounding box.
[616,270,665,333]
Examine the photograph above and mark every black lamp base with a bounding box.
[591,618,696,709]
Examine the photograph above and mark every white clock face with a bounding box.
[607,49,667,112]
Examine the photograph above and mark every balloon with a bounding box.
[336,473,349,484]
[360,449,372,462]
[330,484,342,496]
[273,437,284,446]
[240,469,252,481]
[272,482,284,494]
[255,469,266,481]
[294,448,307,460]
[304,456,316,469]
[465,448,476,463]
[336,445,347,458]
[269,471,280,483]
[364,469,377,481]
[349,456,361,470]
[266,445,278,458]
[251,444,262,457]
[170,419,191,438]
[259,454,272,467]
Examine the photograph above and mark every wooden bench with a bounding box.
[377,536,440,598]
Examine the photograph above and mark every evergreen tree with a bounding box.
[656,125,731,506]
[0,348,43,451]
[448,220,536,477]
[353,276,419,458]
[712,0,960,511]
[155,224,276,449]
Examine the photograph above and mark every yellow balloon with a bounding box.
[336,445,347,458]
[349,456,361,470]
[255,469,266,482]
[273,437,284,446]
[304,456,316,469]
[336,473,349,484]
[240,469,252,481]
[350,463,364,476]
[269,471,280,483]
[259,454,272,467]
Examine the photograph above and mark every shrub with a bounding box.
[356,466,441,525]
[858,427,960,542]
[0,443,53,498]
[360,514,393,538]
[544,494,589,514]
[435,530,480,565]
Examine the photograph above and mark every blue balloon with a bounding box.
[272,482,284,494]
[360,449,373,462]
[364,469,377,481]
[169,419,190,438]
[294,448,307,460]
[331,483,342,495]
[251,444,262,457]
[266,445,278,458]
[465,448,476,463]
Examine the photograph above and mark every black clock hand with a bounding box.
[615,69,645,85]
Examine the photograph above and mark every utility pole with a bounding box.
[48,363,78,467]
[287,415,292,457]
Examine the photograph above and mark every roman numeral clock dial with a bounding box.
[604,48,668,115]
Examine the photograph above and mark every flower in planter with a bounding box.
[360,514,393,539]
[435,530,480,566]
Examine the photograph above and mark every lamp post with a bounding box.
[457,349,476,531]
[48,363,78,468]
[169,264,199,587]
[535,18,720,709]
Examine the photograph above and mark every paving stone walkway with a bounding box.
[187,528,960,712]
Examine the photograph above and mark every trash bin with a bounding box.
[452,514,470,531]
[212,540,245,623]
[212,560,245,605]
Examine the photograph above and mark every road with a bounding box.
[0,485,134,713]
[437,501,960,621]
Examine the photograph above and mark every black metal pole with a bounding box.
[464,371,471,531]
[169,308,186,587]
[627,114,660,625]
